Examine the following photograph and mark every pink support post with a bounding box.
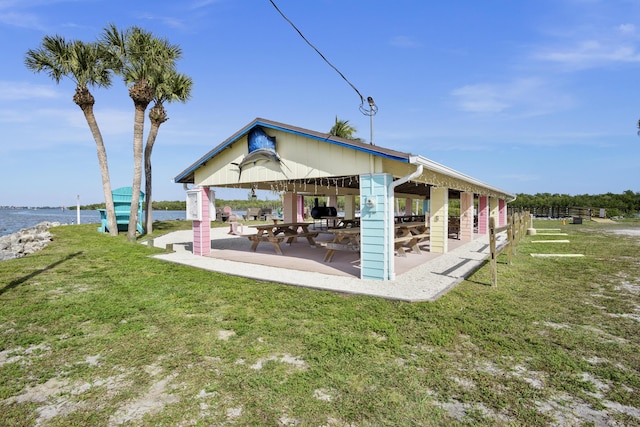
[297,195,305,222]
[192,187,211,256]
[499,199,506,227]
[478,196,488,235]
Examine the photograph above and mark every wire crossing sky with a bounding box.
[267,0,374,113]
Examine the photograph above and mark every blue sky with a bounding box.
[1,0,639,207]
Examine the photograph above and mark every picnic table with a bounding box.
[324,227,361,262]
[394,222,429,256]
[247,222,318,255]
[395,215,426,223]
[318,215,344,230]
[330,218,360,229]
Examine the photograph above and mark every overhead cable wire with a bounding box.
[268,0,377,116]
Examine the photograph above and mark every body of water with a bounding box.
[0,208,187,237]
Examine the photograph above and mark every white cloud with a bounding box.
[189,0,222,9]
[535,40,640,67]
[0,109,27,123]
[135,12,187,30]
[1,106,131,143]
[388,35,421,48]
[451,84,510,114]
[79,108,132,136]
[617,23,636,34]
[532,22,640,69]
[0,82,59,101]
[451,78,573,116]
[0,11,44,30]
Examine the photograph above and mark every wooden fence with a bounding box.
[489,211,530,287]
[508,206,600,219]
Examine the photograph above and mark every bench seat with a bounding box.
[246,231,319,248]
[325,242,359,251]
[394,233,430,256]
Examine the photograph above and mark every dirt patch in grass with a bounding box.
[609,229,640,237]
[1,221,638,425]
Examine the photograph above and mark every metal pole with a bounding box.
[370,112,374,145]
[76,195,80,224]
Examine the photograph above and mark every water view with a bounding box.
[0,208,187,237]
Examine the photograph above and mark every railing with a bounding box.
[508,206,599,219]
[489,211,530,287]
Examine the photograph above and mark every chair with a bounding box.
[97,187,145,234]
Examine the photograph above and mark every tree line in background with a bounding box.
[509,190,640,217]
[82,190,640,218]
[81,199,283,212]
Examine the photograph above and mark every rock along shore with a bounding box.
[0,221,59,261]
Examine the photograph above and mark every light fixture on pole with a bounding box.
[360,96,378,145]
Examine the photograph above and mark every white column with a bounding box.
[283,191,297,223]
[344,195,356,220]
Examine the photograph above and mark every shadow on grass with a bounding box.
[0,251,83,295]
[462,259,494,287]
[150,220,181,232]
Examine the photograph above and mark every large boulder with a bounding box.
[0,221,59,261]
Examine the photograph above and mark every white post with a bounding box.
[76,195,80,224]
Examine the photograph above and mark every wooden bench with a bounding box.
[394,233,429,256]
[260,208,272,220]
[448,217,461,239]
[324,228,361,262]
[293,230,319,239]
[246,226,319,254]
[279,231,319,246]
[325,242,359,251]
[245,208,261,220]
[216,207,230,222]
[247,234,287,243]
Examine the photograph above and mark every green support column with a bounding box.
[360,173,393,280]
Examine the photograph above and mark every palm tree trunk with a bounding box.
[80,105,118,236]
[143,123,159,234]
[127,105,146,242]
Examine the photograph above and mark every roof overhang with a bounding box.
[174,117,409,185]
[409,155,516,201]
[174,118,515,201]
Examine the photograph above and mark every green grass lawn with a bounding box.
[1,219,639,426]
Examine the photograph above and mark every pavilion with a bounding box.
[174,117,515,281]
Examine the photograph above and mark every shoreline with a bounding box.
[0,221,59,261]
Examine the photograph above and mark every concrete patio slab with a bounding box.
[149,227,498,302]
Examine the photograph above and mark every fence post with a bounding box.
[489,217,498,287]
[507,216,514,265]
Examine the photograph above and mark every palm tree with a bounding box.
[25,36,119,236]
[101,24,181,242]
[329,116,362,141]
[143,70,193,234]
